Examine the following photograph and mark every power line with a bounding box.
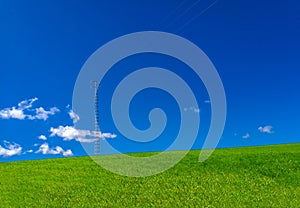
[163,0,202,30]
[158,0,189,28]
[175,0,218,32]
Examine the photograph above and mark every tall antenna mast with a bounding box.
[92,81,101,155]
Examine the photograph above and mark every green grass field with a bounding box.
[0,143,299,207]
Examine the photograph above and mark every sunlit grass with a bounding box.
[0,143,299,207]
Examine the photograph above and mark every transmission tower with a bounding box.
[92,81,101,155]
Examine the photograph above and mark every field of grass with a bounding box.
[0,143,299,207]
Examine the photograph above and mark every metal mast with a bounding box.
[92,81,101,155]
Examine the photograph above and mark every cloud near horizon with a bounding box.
[50,125,117,143]
[0,139,74,157]
[35,143,73,157]
[0,98,59,121]
[0,140,22,157]
[0,99,116,159]
[242,133,250,139]
[258,125,274,134]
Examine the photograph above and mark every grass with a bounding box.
[0,143,299,207]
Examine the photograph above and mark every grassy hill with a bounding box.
[0,143,299,207]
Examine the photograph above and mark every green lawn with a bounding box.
[0,143,299,207]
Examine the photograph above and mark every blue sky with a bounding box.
[0,0,299,161]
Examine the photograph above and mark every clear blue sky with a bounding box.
[0,0,299,161]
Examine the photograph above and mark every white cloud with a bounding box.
[68,110,80,123]
[193,108,200,113]
[62,149,73,157]
[50,126,93,141]
[258,125,274,134]
[18,97,38,110]
[101,132,117,139]
[0,107,26,119]
[35,143,73,157]
[184,106,200,113]
[0,98,59,121]
[50,125,116,142]
[0,140,22,157]
[242,133,250,139]
[28,107,59,121]
[38,135,47,140]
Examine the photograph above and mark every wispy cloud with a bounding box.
[0,98,59,121]
[68,110,80,124]
[242,133,250,139]
[258,125,274,134]
[204,100,211,104]
[50,125,116,143]
[28,107,59,121]
[0,140,22,157]
[35,143,73,157]
[18,97,38,109]
[0,98,37,119]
